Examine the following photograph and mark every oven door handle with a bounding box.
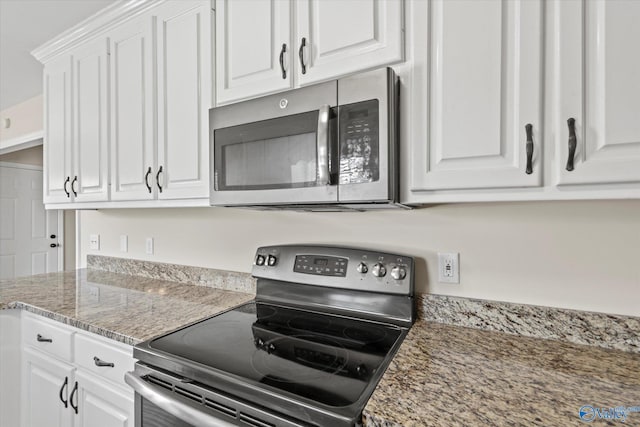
[316,104,331,186]
[125,371,236,427]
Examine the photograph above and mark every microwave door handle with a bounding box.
[317,105,331,186]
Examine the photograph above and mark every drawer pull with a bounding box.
[59,376,69,408]
[70,381,78,414]
[37,333,52,343]
[94,356,115,368]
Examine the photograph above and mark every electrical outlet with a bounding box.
[120,235,128,252]
[145,237,154,255]
[89,234,100,250]
[438,252,460,284]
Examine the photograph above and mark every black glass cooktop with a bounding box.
[148,302,403,407]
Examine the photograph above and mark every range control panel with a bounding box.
[252,245,414,296]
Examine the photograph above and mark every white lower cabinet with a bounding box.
[74,370,134,427]
[22,348,74,427]
[20,312,134,427]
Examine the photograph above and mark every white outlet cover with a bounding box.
[145,237,154,255]
[438,252,460,284]
[89,234,100,250]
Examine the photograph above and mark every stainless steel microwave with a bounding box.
[209,67,403,210]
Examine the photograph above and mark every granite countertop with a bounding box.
[0,269,254,345]
[3,268,639,426]
[363,320,640,427]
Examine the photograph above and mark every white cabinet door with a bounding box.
[215,0,292,104]
[554,0,640,186]
[72,38,110,202]
[156,1,212,199]
[22,347,74,427]
[295,0,403,86]
[43,55,73,204]
[73,370,134,427]
[110,17,155,201]
[411,0,543,191]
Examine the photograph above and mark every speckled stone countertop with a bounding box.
[363,320,640,427]
[0,269,254,345]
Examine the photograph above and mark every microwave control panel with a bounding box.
[339,100,380,185]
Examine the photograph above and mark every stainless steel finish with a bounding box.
[125,371,236,427]
[390,265,407,280]
[252,245,414,297]
[371,263,386,278]
[128,365,313,427]
[338,67,398,204]
[317,104,331,186]
[356,262,368,273]
[210,81,338,206]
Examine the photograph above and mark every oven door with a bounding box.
[210,81,338,206]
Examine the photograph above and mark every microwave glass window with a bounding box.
[215,111,321,190]
[339,100,379,184]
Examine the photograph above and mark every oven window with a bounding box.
[214,111,322,191]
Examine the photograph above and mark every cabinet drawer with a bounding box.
[22,313,74,361]
[74,333,134,388]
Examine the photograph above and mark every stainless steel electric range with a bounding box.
[126,245,415,427]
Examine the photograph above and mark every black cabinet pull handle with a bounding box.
[50,243,59,248]
[37,333,52,343]
[525,123,533,174]
[64,177,70,197]
[59,376,69,408]
[71,176,78,197]
[156,166,163,193]
[298,37,307,74]
[50,234,56,239]
[70,381,78,414]
[566,118,577,171]
[93,356,115,368]
[144,166,152,193]
[279,43,287,79]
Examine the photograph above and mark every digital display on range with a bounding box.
[294,255,348,277]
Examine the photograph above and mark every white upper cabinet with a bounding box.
[295,0,403,86]
[215,0,292,104]
[553,0,640,186]
[109,16,155,202]
[43,56,73,204]
[215,0,404,105]
[72,38,110,202]
[411,0,543,191]
[156,1,212,200]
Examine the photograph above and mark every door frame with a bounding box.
[0,161,64,272]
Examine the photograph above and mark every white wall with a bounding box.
[79,200,640,317]
[0,95,42,142]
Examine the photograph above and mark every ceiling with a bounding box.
[0,0,115,110]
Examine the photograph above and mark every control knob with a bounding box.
[255,255,265,266]
[267,255,277,266]
[371,263,386,278]
[356,262,368,274]
[391,266,407,280]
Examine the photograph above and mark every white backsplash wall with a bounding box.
[79,200,640,317]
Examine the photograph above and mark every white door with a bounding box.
[295,0,403,86]
[411,0,543,191]
[43,55,73,203]
[73,38,110,202]
[156,1,212,200]
[73,370,134,427]
[22,348,74,427]
[110,16,155,201]
[0,165,59,280]
[554,0,640,186]
[215,0,292,104]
